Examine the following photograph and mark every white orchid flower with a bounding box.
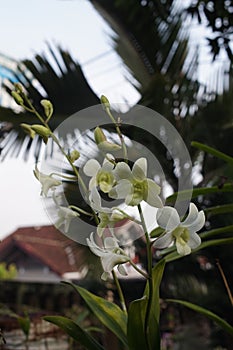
[88,186,112,213]
[154,203,205,256]
[33,164,62,197]
[88,187,127,236]
[109,158,163,207]
[87,233,130,280]
[56,206,80,233]
[83,154,115,193]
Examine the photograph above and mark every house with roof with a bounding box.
[0,225,87,282]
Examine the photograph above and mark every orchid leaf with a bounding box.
[17,314,30,338]
[200,225,233,239]
[144,259,166,322]
[166,299,233,337]
[204,204,233,216]
[166,183,233,204]
[191,141,233,165]
[127,296,160,350]
[44,316,104,350]
[63,282,128,347]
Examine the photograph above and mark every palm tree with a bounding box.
[0,43,99,161]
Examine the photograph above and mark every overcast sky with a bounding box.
[0,0,140,239]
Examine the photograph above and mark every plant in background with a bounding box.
[11,84,233,349]
[0,263,17,280]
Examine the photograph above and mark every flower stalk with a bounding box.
[112,270,127,313]
[138,204,153,349]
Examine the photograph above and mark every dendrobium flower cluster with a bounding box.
[27,90,205,281]
[16,87,227,350]
[82,153,205,278]
[33,147,205,280]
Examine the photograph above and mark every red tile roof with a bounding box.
[0,225,86,276]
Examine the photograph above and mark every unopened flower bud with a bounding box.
[94,126,107,144]
[41,99,53,121]
[21,123,36,139]
[11,91,24,105]
[68,149,80,163]
[14,83,24,94]
[31,124,51,144]
[100,95,110,110]
[98,141,122,152]
[94,127,121,152]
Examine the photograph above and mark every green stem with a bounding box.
[50,172,78,181]
[138,204,153,349]
[105,107,128,161]
[112,270,127,313]
[113,207,142,225]
[21,93,99,226]
[50,133,99,226]
[68,205,93,217]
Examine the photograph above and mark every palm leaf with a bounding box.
[0,43,99,161]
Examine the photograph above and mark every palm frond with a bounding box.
[0,43,99,161]
[91,0,202,122]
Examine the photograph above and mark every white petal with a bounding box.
[109,180,132,199]
[41,176,61,196]
[88,176,97,190]
[156,206,180,231]
[182,203,199,226]
[132,158,147,180]
[55,217,64,229]
[114,162,131,180]
[104,237,119,250]
[101,271,110,281]
[153,232,173,249]
[64,218,72,233]
[102,157,115,171]
[97,226,105,237]
[101,253,128,272]
[83,159,100,176]
[87,233,105,257]
[125,192,143,206]
[89,187,112,213]
[104,154,115,163]
[145,179,163,207]
[188,233,201,249]
[89,187,102,211]
[185,211,205,233]
[118,264,128,276]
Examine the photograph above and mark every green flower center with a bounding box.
[172,226,190,246]
[98,213,109,228]
[97,171,115,193]
[128,179,148,205]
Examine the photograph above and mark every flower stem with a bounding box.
[105,107,128,162]
[113,207,142,225]
[138,204,153,349]
[50,172,78,181]
[112,270,127,312]
[68,205,93,217]
[21,93,99,226]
